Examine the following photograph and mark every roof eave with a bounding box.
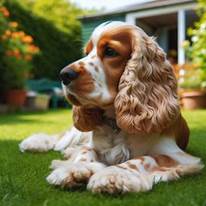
[79,0,196,21]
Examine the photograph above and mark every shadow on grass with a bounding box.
[0,117,42,125]
[0,139,206,206]
[0,109,70,125]
[0,139,61,165]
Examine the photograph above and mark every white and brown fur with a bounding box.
[19,21,203,194]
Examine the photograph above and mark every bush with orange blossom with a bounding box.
[0,3,40,93]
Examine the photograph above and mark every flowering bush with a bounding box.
[6,1,83,80]
[178,64,206,89]
[0,3,39,92]
[181,0,206,90]
[187,0,206,71]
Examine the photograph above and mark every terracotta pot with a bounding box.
[6,89,27,107]
[181,90,206,109]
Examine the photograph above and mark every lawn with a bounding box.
[0,109,206,206]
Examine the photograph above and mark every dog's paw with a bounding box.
[62,147,78,159]
[87,166,152,194]
[50,160,71,170]
[54,130,75,152]
[46,163,93,188]
[19,133,58,152]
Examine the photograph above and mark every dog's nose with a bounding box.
[59,68,79,85]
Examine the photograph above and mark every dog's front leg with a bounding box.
[47,146,106,188]
[87,156,156,194]
[88,138,203,194]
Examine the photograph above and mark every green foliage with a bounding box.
[187,0,206,70]
[4,0,82,80]
[18,0,84,35]
[1,57,31,91]
[0,3,39,92]
[181,0,206,89]
[179,67,206,89]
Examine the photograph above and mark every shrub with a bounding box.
[5,1,82,80]
[188,0,206,71]
[0,3,39,93]
[181,0,206,89]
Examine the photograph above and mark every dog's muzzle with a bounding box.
[59,67,79,86]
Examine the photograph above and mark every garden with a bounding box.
[0,0,206,111]
[179,0,206,109]
[0,0,206,205]
[0,0,83,111]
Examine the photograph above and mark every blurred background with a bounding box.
[0,0,206,112]
[1,2,206,205]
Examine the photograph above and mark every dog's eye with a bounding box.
[104,46,119,57]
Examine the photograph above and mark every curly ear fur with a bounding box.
[114,28,180,134]
[73,106,103,132]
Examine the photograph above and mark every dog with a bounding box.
[20,21,203,194]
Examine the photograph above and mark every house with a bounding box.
[79,0,198,65]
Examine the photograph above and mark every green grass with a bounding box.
[0,109,206,206]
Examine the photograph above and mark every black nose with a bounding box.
[59,68,79,85]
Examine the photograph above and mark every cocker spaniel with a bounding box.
[20,21,203,194]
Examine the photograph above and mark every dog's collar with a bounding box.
[102,115,120,133]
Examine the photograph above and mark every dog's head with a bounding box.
[60,21,179,134]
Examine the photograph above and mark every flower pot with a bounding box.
[6,89,27,107]
[181,90,206,109]
[34,94,50,110]
[26,93,50,110]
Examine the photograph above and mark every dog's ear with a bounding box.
[114,28,180,134]
[73,106,103,131]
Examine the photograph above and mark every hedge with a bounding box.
[5,1,82,80]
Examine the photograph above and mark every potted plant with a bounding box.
[178,64,206,109]
[179,0,206,109]
[0,4,39,107]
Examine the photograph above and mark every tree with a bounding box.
[14,0,86,35]
[5,0,85,80]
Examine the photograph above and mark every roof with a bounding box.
[79,0,196,20]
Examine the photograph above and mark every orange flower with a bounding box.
[4,30,11,37]
[11,32,20,38]
[0,7,10,17]
[1,34,7,40]
[27,45,34,52]
[14,53,21,59]
[5,50,21,59]
[22,35,33,43]
[10,31,26,39]
[24,54,32,61]
[9,21,18,28]
[28,45,39,53]
[5,50,13,56]
[13,49,20,56]
[33,45,40,53]
[18,31,25,37]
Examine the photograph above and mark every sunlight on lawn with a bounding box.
[0,109,73,141]
[0,109,205,206]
